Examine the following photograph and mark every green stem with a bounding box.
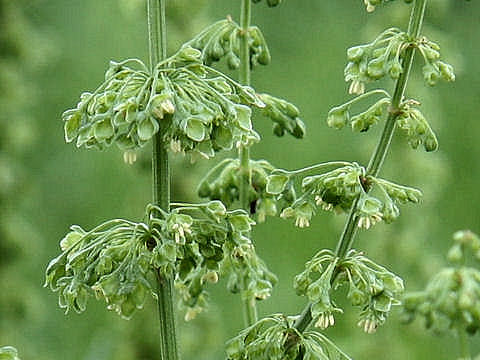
[458,329,471,360]
[238,0,258,327]
[238,0,252,212]
[148,0,178,359]
[294,0,427,333]
[277,161,353,176]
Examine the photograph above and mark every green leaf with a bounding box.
[266,174,289,194]
[185,117,206,142]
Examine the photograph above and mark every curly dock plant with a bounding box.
[227,0,462,359]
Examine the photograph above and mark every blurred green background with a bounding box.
[1,0,480,359]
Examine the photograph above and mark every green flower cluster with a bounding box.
[345,28,408,94]
[396,99,438,152]
[44,201,262,320]
[62,47,263,159]
[198,158,295,222]
[267,162,421,229]
[0,346,20,360]
[403,231,480,335]
[226,241,278,302]
[345,27,454,94]
[327,95,390,132]
[185,20,305,140]
[327,93,438,152]
[226,314,352,360]
[294,249,404,333]
[185,19,270,69]
[257,93,306,138]
[252,0,282,7]
[270,163,365,227]
[415,36,455,86]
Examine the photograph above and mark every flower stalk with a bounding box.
[294,0,428,333]
[238,0,258,327]
[148,0,179,358]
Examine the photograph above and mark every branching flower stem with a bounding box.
[238,0,258,327]
[294,0,428,334]
[148,0,179,359]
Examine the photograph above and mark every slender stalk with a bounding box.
[294,0,428,333]
[458,329,471,360]
[238,0,252,212]
[238,0,258,327]
[148,0,178,359]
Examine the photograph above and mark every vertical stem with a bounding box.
[239,0,252,212]
[458,329,471,360]
[148,0,178,359]
[238,0,258,327]
[295,0,427,332]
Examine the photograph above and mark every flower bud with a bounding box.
[447,244,463,263]
[367,57,386,80]
[347,45,366,62]
[327,106,349,129]
[266,0,281,7]
[438,61,455,82]
[388,59,403,79]
[423,63,440,86]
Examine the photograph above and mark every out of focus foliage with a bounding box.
[2,1,480,359]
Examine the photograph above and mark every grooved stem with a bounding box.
[238,0,258,327]
[294,0,427,334]
[148,0,178,359]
